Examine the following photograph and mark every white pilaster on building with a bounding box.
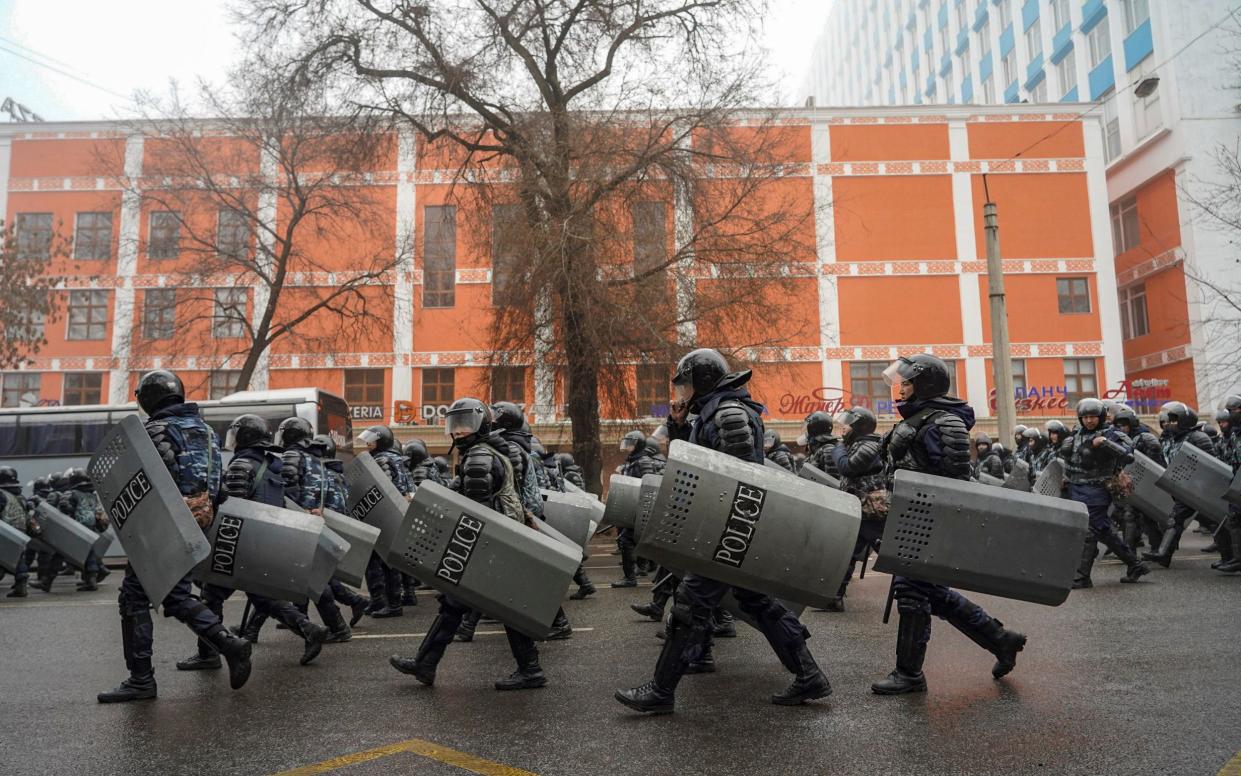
[1083,117,1127,392]
[250,145,280,391]
[810,119,843,394]
[393,128,417,414]
[673,132,698,348]
[108,134,144,404]
[949,122,989,414]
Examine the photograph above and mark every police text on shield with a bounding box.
[108,470,152,531]
[211,515,245,576]
[712,482,767,568]
[436,513,484,585]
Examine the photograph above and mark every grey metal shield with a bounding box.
[799,463,841,490]
[539,491,594,557]
[86,414,211,604]
[875,470,1088,606]
[322,509,380,588]
[0,520,29,574]
[602,475,643,530]
[394,482,580,639]
[1228,469,1241,509]
[635,440,861,610]
[1032,460,1065,498]
[344,452,413,561]
[35,502,112,570]
[195,499,347,603]
[1002,459,1032,492]
[1124,452,1175,520]
[633,474,663,544]
[976,472,1005,487]
[1156,443,1232,524]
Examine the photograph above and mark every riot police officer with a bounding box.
[309,432,372,623]
[644,436,668,472]
[1216,395,1241,573]
[1111,407,1167,552]
[824,406,888,612]
[613,430,660,589]
[177,414,330,671]
[615,349,831,714]
[871,355,1027,696]
[0,467,33,597]
[99,370,252,703]
[1144,402,1216,567]
[359,424,412,618]
[405,439,443,487]
[556,453,586,489]
[763,430,796,471]
[971,433,1004,480]
[1060,399,1149,588]
[389,399,550,691]
[59,468,107,591]
[800,411,841,479]
[1024,428,1054,480]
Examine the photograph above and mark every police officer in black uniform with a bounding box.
[870,355,1027,696]
[613,430,660,589]
[800,411,841,479]
[1111,407,1167,552]
[763,430,796,472]
[98,370,253,703]
[1144,402,1217,567]
[0,467,34,597]
[971,433,1004,480]
[1216,395,1241,573]
[822,406,887,612]
[310,433,372,626]
[360,425,413,618]
[390,399,550,690]
[615,349,831,714]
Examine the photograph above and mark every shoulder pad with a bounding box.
[713,401,756,459]
[461,446,498,501]
[223,457,260,498]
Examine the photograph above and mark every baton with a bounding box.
[239,599,252,632]
[882,576,896,625]
[649,572,676,592]
[859,546,871,579]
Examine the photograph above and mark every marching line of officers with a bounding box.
[1,353,1236,715]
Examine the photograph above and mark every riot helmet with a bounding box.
[0,466,19,490]
[135,369,184,414]
[645,436,665,456]
[1158,401,1197,432]
[491,401,525,432]
[799,411,834,446]
[763,430,782,452]
[1225,394,1241,424]
[275,417,314,448]
[357,424,396,452]
[444,400,491,449]
[1076,398,1107,429]
[403,439,430,467]
[883,354,952,401]
[1111,406,1139,433]
[225,414,271,451]
[672,348,745,409]
[1045,420,1069,445]
[620,430,646,453]
[974,431,993,454]
[836,406,878,442]
[309,433,337,460]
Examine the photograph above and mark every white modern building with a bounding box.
[802,0,1241,411]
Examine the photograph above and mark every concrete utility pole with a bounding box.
[984,196,1017,446]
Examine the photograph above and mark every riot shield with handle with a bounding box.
[1124,451,1174,521]
[0,520,29,575]
[1032,460,1065,498]
[602,475,643,530]
[633,474,662,544]
[35,502,114,572]
[635,440,861,610]
[394,481,579,639]
[874,470,1088,606]
[195,499,348,603]
[539,490,595,557]
[1002,459,1032,492]
[799,463,841,490]
[1156,443,1232,525]
[86,414,211,604]
[284,497,380,589]
[344,452,419,575]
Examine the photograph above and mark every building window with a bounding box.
[148,211,181,260]
[1132,59,1161,139]
[1122,0,1149,35]
[421,368,455,424]
[1056,277,1092,314]
[849,361,891,411]
[955,2,967,32]
[344,368,385,407]
[998,0,1012,29]
[7,308,45,341]
[1057,48,1077,94]
[1119,283,1150,340]
[1051,0,1071,30]
[1025,17,1042,59]
[1100,89,1121,160]
[217,208,249,260]
[208,370,240,400]
[142,288,177,340]
[1011,358,1028,394]
[1110,196,1140,254]
[491,204,522,307]
[490,366,526,405]
[423,205,457,308]
[63,372,103,406]
[15,213,53,261]
[212,288,248,339]
[67,290,109,340]
[978,19,991,58]
[1030,79,1047,102]
[1002,48,1017,85]
[1063,359,1097,404]
[1088,15,1111,67]
[632,201,669,303]
[73,212,112,261]
[983,77,996,103]
[636,364,670,417]
[1,372,41,408]
[939,23,950,56]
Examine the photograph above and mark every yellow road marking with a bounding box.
[1219,749,1241,776]
[273,737,538,776]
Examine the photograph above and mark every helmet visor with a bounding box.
[445,410,483,439]
[882,360,908,388]
[223,426,239,452]
[673,382,693,403]
[357,428,383,447]
[796,433,808,447]
[620,437,638,452]
[272,428,289,447]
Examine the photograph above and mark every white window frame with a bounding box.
[1088,15,1112,68]
[1056,48,1078,94]
[1025,17,1043,59]
[1051,0,1071,30]
[1122,0,1150,35]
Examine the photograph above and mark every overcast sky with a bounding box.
[0,0,834,122]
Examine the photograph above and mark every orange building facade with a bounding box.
[0,105,1146,427]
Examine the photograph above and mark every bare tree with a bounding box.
[246,0,818,486]
[103,60,400,395]
[0,218,69,370]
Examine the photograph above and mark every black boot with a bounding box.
[76,571,98,592]
[614,606,707,714]
[322,603,352,644]
[205,626,253,690]
[546,608,573,640]
[372,600,404,618]
[948,610,1027,679]
[1218,527,1241,572]
[495,628,547,691]
[569,567,596,599]
[686,631,716,674]
[365,592,387,615]
[1143,523,1181,568]
[771,643,832,705]
[611,549,638,588]
[1073,539,1098,589]
[401,576,418,607]
[6,578,28,598]
[631,602,665,621]
[872,608,929,695]
[1099,530,1150,584]
[348,596,371,626]
[35,573,54,593]
[237,612,265,643]
[98,614,157,703]
[391,614,457,686]
[175,638,221,671]
[712,608,736,638]
[456,610,482,642]
[299,621,330,665]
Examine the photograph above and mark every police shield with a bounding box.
[1032,460,1065,498]
[1156,443,1232,524]
[635,440,861,610]
[322,509,380,588]
[540,490,595,557]
[35,502,112,571]
[344,452,413,561]
[1125,452,1174,519]
[633,474,662,544]
[394,481,579,639]
[1227,469,1241,509]
[196,499,348,603]
[1002,459,1032,492]
[602,475,643,530]
[86,414,211,605]
[875,470,1088,606]
[976,472,1005,487]
[0,520,29,574]
[799,463,841,490]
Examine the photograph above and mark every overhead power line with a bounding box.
[0,43,132,101]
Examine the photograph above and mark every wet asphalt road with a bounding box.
[1,531,1239,776]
